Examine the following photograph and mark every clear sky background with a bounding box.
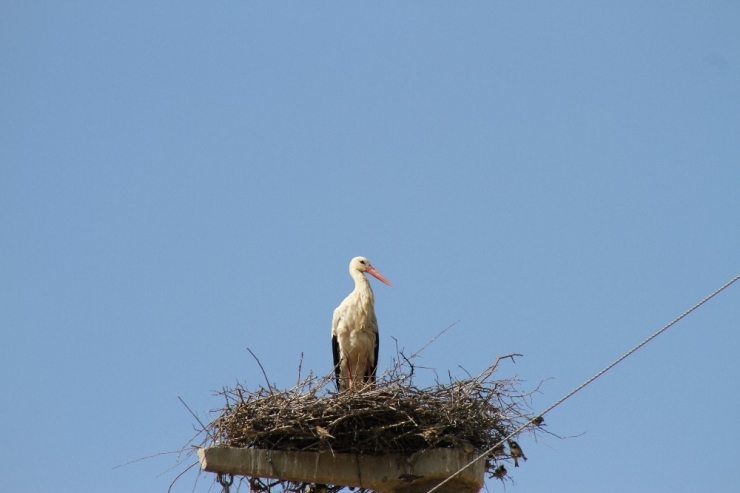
[1,2,739,492]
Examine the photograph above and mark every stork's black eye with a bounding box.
[360,260,367,265]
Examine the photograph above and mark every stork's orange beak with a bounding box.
[366,265,392,287]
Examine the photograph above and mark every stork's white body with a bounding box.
[331,257,391,391]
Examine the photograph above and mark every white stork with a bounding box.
[332,256,392,391]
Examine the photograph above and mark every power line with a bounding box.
[428,272,740,493]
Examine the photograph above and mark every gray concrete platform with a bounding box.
[198,446,485,493]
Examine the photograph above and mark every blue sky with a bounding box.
[1,2,739,492]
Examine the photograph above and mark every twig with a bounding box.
[476,354,523,382]
[247,347,275,395]
[177,395,212,440]
[166,460,199,493]
[398,350,415,379]
[112,450,183,469]
[297,352,304,386]
[407,320,460,360]
[458,365,473,379]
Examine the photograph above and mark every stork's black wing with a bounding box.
[332,333,341,391]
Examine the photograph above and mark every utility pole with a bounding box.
[198,446,486,493]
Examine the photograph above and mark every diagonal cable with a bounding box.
[428,272,740,493]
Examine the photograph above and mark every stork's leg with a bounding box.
[345,359,354,390]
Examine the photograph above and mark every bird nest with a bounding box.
[178,326,554,492]
[209,355,534,457]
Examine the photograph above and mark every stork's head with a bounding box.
[350,256,392,286]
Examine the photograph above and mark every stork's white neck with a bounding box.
[351,270,375,304]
